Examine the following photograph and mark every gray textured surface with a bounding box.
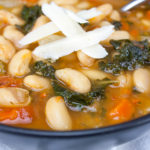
[0,129,149,150]
[113,131,150,150]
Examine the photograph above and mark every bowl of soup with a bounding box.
[0,0,150,149]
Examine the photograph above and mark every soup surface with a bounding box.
[0,0,149,131]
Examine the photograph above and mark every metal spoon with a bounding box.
[121,0,147,12]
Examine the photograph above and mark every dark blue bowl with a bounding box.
[0,114,150,150]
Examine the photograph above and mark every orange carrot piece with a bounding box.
[108,99,135,123]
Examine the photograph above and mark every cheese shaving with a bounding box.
[41,3,113,58]
[19,6,102,46]
[33,25,114,60]
[65,9,88,24]
[77,8,102,20]
[20,2,114,61]
[65,8,101,24]
[42,3,85,37]
[81,44,107,59]
[19,22,59,46]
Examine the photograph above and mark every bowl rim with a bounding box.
[0,113,150,137]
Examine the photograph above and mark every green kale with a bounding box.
[52,78,116,110]
[31,61,55,79]
[52,80,92,110]
[0,61,6,74]
[88,78,118,99]
[16,5,42,34]
[111,21,122,30]
[99,40,150,75]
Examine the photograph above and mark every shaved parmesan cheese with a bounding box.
[19,5,102,46]
[33,25,114,60]
[39,34,63,45]
[77,8,102,20]
[42,3,85,37]
[20,2,114,61]
[19,22,59,46]
[65,8,102,24]
[65,9,88,24]
[42,2,113,58]
[81,44,107,59]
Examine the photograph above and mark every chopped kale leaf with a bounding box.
[31,61,55,79]
[89,78,118,99]
[111,21,122,30]
[16,5,42,34]
[99,40,150,75]
[52,78,116,110]
[52,80,92,110]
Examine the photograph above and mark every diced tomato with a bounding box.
[0,107,33,124]
[0,76,23,88]
[108,99,135,123]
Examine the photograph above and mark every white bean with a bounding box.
[77,51,95,67]
[97,3,113,16]
[117,73,133,88]
[100,21,111,27]
[80,69,110,80]
[55,68,91,93]
[11,6,23,16]
[45,96,72,130]
[133,68,150,93]
[105,30,130,42]
[141,19,150,27]
[62,5,79,13]
[0,10,24,25]
[54,0,79,5]
[110,10,121,21]
[8,49,32,77]
[136,12,143,19]
[3,25,27,49]
[77,1,91,10]
[32,15,50,31]
[0,87,31,107]
[24,75,50,91]
[0,36,16,63]
[38,0,51,5]
[90,3,113,24]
